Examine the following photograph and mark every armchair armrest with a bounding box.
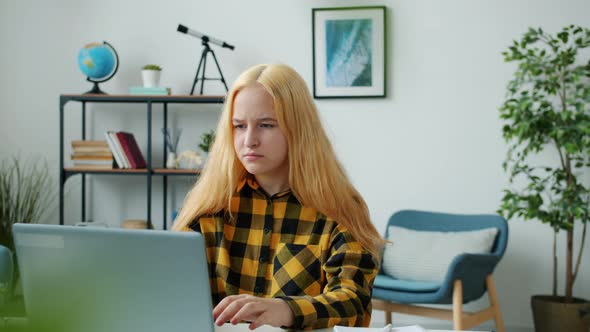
[0,245,14,300]
[436,253,501,303]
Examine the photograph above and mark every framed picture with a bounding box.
[312,6,386,99]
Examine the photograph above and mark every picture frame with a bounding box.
[312,6,386,99]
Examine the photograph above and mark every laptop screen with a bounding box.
[13,224,214,332]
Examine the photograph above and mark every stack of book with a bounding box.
[104,131,147,169]
[129,86,171,95]
[71,140,113,169]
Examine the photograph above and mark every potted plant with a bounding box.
[499,25,590,332]
[199,129,215,154]
[0,156,53,299]
[141,64,161,88]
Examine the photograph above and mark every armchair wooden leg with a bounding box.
[452,280,463,330]
[384,310,392,325]
[486,275,505,332]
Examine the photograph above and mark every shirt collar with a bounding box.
[237,175,291,198]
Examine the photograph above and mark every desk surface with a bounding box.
[215,323,471,332]
[1,318,475,332]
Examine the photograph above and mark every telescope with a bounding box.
[177,24,235,95]
[177,24,235,50]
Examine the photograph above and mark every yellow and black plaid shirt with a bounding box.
[183,177,379,329]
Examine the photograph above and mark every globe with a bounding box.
[77,41,119,94]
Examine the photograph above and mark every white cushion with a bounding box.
[382,226,498,283]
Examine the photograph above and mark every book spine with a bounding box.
[72,159,113,165]
[122,132,147,168]
[104,131,124,168]
[111,131,131,168]
[71,155,113,160]
[71,164,114,170]
[71,151,113,157]
[111,132,130,168]
[71,147,112,153]
[116,132,146,169]
[71,140,109,147]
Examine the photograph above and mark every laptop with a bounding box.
[12,223,215,332]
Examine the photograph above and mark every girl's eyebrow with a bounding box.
[257,117,277,122]
[232,117,277,123]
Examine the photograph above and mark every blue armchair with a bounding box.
[0,244,14,304]
[371,210,508,331]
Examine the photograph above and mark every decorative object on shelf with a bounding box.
[129,86,171,95]
[141,64,162,88]
[166,153,177,169]
[198,129,215,153]
[177,24,235,95]
[121,219,148,229]
[77,41,119,94]
[312,6,386,98]
[162,128,182,169]
[175,150,202,170]
[499,25,590,332]
[197,129,215,166]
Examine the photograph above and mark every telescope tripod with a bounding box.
[191,40,228,95]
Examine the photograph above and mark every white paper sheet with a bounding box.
[333,325,427,332]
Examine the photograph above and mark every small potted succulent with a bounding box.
[141,64,161,88]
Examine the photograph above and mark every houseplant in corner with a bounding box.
[0,156,53,301]
[499,25,590,332]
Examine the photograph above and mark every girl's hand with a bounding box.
[213,294,294,330]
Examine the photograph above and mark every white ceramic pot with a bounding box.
[142,70,161,88]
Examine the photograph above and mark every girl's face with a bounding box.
[232,84,289,183]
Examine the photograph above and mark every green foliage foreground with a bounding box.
[0,157,53,252]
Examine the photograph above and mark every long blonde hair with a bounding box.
[173,64,384,257]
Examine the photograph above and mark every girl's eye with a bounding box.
[260,123,275,128]
[233,124,246,129]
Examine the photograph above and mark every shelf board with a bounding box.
[153,168,201,175]
[64,167,201,176]
[64,167,148,174]
[60,94,225,104]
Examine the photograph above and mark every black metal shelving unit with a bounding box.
[59,94,224,229]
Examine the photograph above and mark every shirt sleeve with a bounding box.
[279,226,379,329]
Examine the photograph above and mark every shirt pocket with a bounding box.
[271,243,324,297]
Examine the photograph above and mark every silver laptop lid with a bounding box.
[13,223,214,332]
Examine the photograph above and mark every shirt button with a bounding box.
[259,256,267,263]
[263,227,271,234]
[254,286,264,293]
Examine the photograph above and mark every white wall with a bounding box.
[1,0,589,330]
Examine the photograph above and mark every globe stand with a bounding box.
[85,80,107,94]
[79,41,119,95]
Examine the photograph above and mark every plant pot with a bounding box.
[141,70,161,88]
[531,295,590,332]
